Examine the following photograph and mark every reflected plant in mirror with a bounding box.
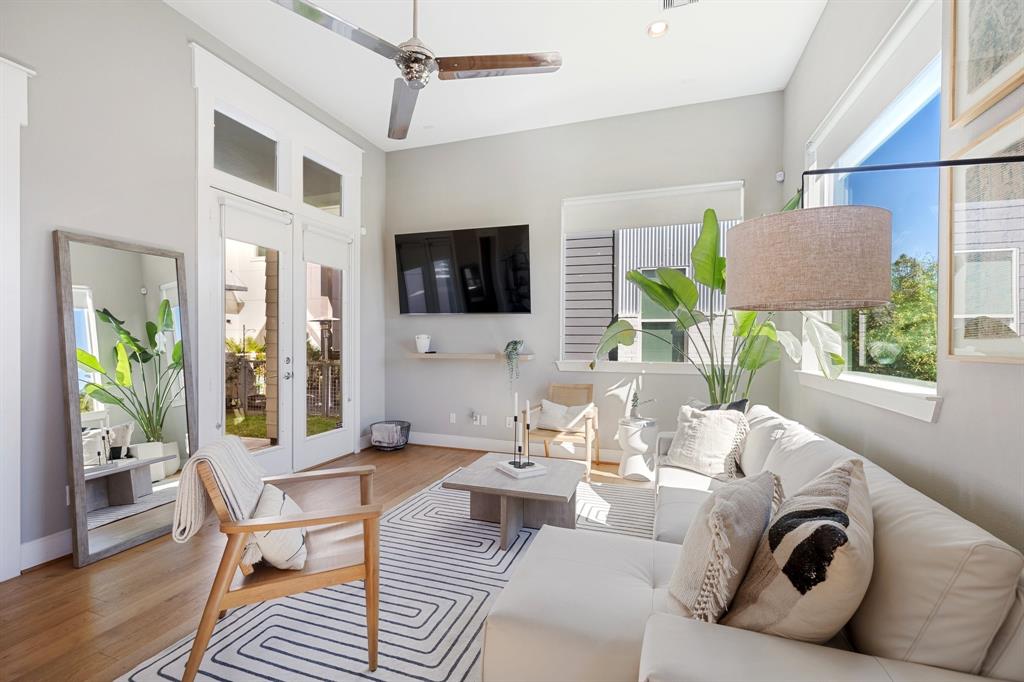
[77,299,185,444]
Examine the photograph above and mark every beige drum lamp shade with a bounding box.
[725,206,892,311]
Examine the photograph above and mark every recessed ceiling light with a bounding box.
[647,20,669,38]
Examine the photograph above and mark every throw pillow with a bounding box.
[247,483,308,570]
[703,398,750,413]
[668,470,782,622]
[537,399,591,433]
[721,459,874,642]
[666,405,749,477]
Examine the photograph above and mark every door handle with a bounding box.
[283,371,293,380]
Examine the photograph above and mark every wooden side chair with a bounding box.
[183,462,382,682]
[524,383,600,480]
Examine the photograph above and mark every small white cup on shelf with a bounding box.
[415,334,431,353]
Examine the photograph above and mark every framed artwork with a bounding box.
[948,110,1024,361]
[950,0,1024,126]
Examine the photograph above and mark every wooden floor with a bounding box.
[0,445,633,681]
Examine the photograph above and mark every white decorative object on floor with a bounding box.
[130,441,171,482]
[162,441,180,477]
[616,416,657,481]
[370,421,402,448]
[496,460,547,479]
[414,334,431,353]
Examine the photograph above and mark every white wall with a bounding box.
[778,0,1024,549]
[1,0,387,546]
[384,93,786,451]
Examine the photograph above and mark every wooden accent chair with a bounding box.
[523,383,600,480]
[183,462,382,682]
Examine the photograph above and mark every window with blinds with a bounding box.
[561,220,738,363]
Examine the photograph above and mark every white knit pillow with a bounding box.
[667,404,749,477]
[537,399,591,433]
[246,483,308,570]
[668,470,781,622]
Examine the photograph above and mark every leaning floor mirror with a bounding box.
[54,231,197,566]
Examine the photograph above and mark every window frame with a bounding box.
[72,285,102,404]
[637,266,689,363]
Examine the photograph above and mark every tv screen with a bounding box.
[395,225,531,314]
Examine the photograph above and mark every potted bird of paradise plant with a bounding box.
[77,299,185,478]
[591,195,844,404]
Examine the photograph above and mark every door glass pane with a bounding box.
[224,238,279,452]
[214,111,277,191]
[303,157,342,216]
[305,263,343,436]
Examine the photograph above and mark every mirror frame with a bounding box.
[53,230,198,567]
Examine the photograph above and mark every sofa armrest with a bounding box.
[640,614,986,682]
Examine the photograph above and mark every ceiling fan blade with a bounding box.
[273,0,401,61]
[388,79,420,140]
[436,52,562,80]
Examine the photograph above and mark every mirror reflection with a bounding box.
[67,240,191,558]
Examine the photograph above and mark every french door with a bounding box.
[207,191,354,473]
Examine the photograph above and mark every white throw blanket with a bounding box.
[173,436,266,556]
[371,422,402,448]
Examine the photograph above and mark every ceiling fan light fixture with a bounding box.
[647,20,669,38]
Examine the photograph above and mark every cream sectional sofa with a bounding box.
[482,405,1024,682]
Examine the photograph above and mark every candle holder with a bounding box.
[508,413,526,469]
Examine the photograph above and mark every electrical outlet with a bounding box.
[449,412,456,424]
[471,413,481,426]
[481,415,488,426]
[506,416,514,428]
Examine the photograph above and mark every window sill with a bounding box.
[795,370,942,423]
[557,360,703,375]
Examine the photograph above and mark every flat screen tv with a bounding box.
[395,225,530,314]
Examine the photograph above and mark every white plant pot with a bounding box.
[415,334,431,353]
[130,441,169,482]
[162,441,181,478]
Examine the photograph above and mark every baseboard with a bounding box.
[358,433,372,451]
[20,528,72,570]
[408,430,622,463]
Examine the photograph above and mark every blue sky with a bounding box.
[847,94,941,262]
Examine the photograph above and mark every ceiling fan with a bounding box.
[273,0,562,140]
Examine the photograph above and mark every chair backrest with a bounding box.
[548,383,593,407]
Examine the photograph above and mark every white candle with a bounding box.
[514,392,518,420]
[525,400,530,427]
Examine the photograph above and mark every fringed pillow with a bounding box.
[721,459,873,642]
[668,470,783,622]
[245,483,308,570]
[667,404,749,477]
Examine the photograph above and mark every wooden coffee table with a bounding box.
[442,452,586,550]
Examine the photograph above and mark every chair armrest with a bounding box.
[221,502,383,534]
[262,465,375,485]
[639,614,985,682]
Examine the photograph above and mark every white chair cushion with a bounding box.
[654,486,711,544]
[668,471,778,622]
[483,525,682,682]
[741,404,792,475]
[723,459,874,643]
[667,405,749,477]
[248,483,308,570]
[537,399,591,433]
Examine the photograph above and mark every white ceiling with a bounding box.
[167,0,826,151]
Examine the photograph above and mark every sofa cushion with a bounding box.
[655,460,722,492]
[981,575,1024,681]
[653,486,711,543]
[723,459,873,643]
[668,471,777,622]
[483,526,682,682]
[741,404,792,475]
[761,420,851,494]
[848,459,1024,675]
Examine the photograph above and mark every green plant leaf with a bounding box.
[76,348,106,374]
[96,307,153,363]
[626,270,677,314]
[83,383,123,408]
[114,342,133,387]
[171,340,183,367]
[94,308,125,326]
[590,319,636,369]
[146,321,159,350]
[675,307,707,329]
[691,209,725,291]
[732,310,758,337]
[655,268,699,310]
[804,312,845,379]
[775,329,802,362]
[781,189,803,212]
[737,334,781,370]
[158,298,174,331]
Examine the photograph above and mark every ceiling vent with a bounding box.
[663,0,698,9]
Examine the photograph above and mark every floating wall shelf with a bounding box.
[407,352,536,361]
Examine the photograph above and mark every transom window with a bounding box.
[213,110,278,191]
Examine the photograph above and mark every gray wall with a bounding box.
[384,93,786,450]
[1,0,387,544]
[778,0,1024,549]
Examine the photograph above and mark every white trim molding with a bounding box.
[20,530,72,572]
[0,57,34,582]
[796,370,942,423]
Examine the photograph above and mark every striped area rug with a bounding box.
[124,476,654,682]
